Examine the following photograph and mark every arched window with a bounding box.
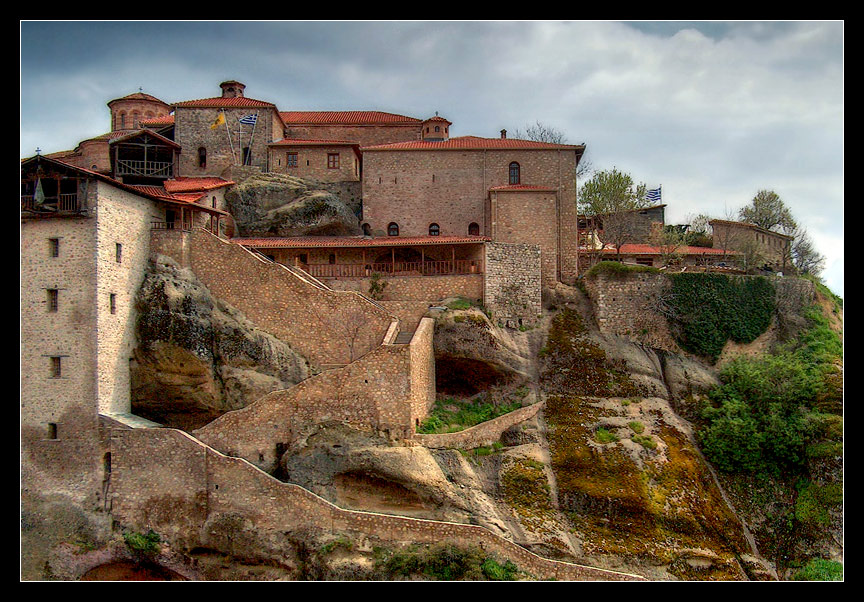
[198,147,207,169]
[429,223,440,236]
[434,126,440,132]
[131,111,140,129]
[509,162,520,185]
[388,222,399,237]
[468,222,480,236]
[362,223,371,236]
[119,112,126,129]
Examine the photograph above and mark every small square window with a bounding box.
[286,152,298,168]
[49,238,59,257]
[327,153,340,169]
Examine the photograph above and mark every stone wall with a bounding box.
[109,427,645,581]
[150,228,395,367]
[490,188,559,286]
[484,242,542,325]
[284,123,422,148]
[191,318,436,473]
[415,402,542,450]
[584,271,817,353]
[268,144,360,182]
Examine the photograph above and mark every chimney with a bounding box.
[500,129,507,139]
[220,80,246,98]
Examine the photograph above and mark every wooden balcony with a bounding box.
[116,160,173,178]
[304,259,480,279]
[21,194,81,213]
[151,221,192,232]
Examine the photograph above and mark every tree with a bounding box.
[651,226,687,268]
[683,213,714,248]
[739,190,797,234]
[514,120,592,178]
[578,168,650,261]
[790,227,827,277]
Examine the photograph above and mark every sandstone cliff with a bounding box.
[131,254,309,430]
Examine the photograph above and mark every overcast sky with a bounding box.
[20,20,844,296]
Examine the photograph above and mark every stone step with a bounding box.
[393,331,414,344]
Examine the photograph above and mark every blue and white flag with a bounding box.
[645,186,662,203]
[238,113,258,126]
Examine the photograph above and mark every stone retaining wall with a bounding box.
[110,427,645,581]
[415,402,543,450]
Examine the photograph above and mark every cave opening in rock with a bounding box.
[435,355,511,397]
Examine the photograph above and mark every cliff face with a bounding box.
[131,255,309,430]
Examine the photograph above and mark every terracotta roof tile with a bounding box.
[269,138,360,146]
[172,97,276,109]
[593,244,738,255]
[163,177,235,193]
[280,111,422,125]
[139,115,175,126]
[232,235,490,249]
[362,136,584,151]
[108,92,169,105]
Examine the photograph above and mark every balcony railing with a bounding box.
[305,259,480,279]
[21,194,80,213]
[116,160,173,178]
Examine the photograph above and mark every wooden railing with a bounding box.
[116,160,173,178]
[21,194,80,212]
[305,259,480,279]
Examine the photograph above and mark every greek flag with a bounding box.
[645,186,662,203]
[238,113,258,125]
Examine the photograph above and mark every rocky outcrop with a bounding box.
[225,172,361,237]
[131,255,309,430]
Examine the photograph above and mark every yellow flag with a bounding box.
[210,112,226,129]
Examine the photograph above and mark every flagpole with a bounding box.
[222,109,237,165]
[245,112,259,165]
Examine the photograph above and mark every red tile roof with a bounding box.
[280,111,422,125]
[163,177,235,193]
[489,184,558,192]
[140,115,175,127]
[126,185,204,204]
[233,235,490,249]
[269,138,360,147]
[108,92,169,105]
[423,115,452,123]
[595,244,738,255]
[172,97,276,109]
[362,136,585,151]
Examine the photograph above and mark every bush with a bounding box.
[123,530,161,555]
[595,427,618,444]
[417,397,523,434]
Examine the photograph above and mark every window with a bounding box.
[49,238,59,257]
[429,223,440,236]
[468,222,480,236]
[198,147,207,169]
[362,223,371,236]
[115,243,122,263]
[242,147,251,165]
[212,196,217,209]
[47,289,58,312]
[328,254,336,264]
[50,357,62,378]
[434,126,440,132]
[388,222,399,237]
[109,293,117,314]
[48,423,58,440]
[509,162,521,185]
[286,152,298,168]
[327,153,340,169]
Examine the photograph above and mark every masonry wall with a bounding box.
[284,123,421,148]
[174,107,278,177]
[150,228,395,366]
[192,327,417,473]
[484,242,542,325]
[415,401,542,450]
[584,271,816,352]
[268,145,360,182]
[490,189,559,286]
[361,148,579,283]
[94,183,164,415]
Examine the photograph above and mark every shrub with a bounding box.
[595,427,618,444]
[417,397,522,434]
[123,530,161,555]
[631,434,657,450]
[628,421,645,434]
[792,558,843,581]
